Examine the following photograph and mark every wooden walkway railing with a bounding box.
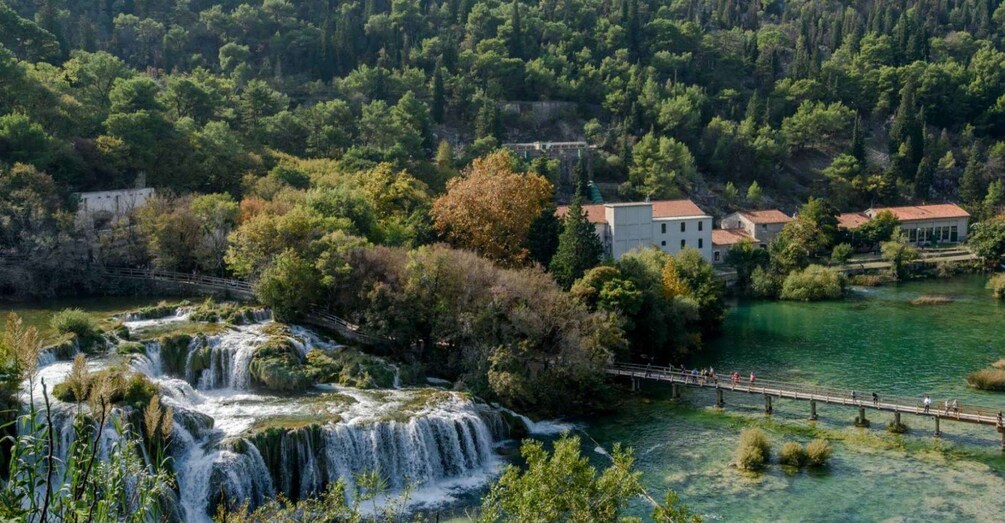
[102,267,392,347]
[608,362,1005,447]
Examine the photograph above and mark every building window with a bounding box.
[761,224,767,230]
[950,225,958,242]
[909,228,917,242]
[714,251,721,262]
[698,238,703,248]
[942,227,950,241]
[698,221,703,231]
[661,240,666,246]
[661,223,666,234]
[680,222,686,232]
[680,239,686,249]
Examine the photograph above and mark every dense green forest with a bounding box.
[2,0,1005,209]
[4,0,1005,404]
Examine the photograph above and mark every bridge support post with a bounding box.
[809,400,817,421]
[715,388,724,408]
[894,411,901,426]
[631,378,638,392]
[764,395,773,415]
[671,383,680,400]
[999,428,1005,452]
[934,416,941,437]
[855,406,870,427]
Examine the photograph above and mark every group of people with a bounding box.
[851,391,881,406]
[922,395,961,417]
[671,365,757,388]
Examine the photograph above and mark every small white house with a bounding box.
[75,188,155,227]
[556,199,713,261]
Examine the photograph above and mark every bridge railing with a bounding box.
[609,363,1004,421]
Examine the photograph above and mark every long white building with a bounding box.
[556,199,713,261]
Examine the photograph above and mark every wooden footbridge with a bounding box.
[607,363,1005,449]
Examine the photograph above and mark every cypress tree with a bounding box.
[550,187,604,288]
[960,146,986,205]
[575,157,591,200]
[851,115,866,162]
[509,0,524,59]
[431,63,445,123]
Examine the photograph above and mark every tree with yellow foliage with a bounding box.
[431,151,552,265]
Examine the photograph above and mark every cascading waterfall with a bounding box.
[28,310,533,522]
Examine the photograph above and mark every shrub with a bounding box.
[735,427,771,471]
[966,368,1005,391]
[780,265,844,301]
[830,243,853,263]
[50,309,100,338]
[805,439,832,467]
[992,358,1005,370]
[847,274,894,287]
[750,266,780,298]
[987,274,1005,300]
[778,441,806,467]
[304,348,396,389]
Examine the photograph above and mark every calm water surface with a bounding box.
[586,275,1005,522]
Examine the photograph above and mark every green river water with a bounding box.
[6,277,1005,521]
[586,275,1005,522]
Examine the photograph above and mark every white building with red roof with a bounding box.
[555,199,713,260]
[862,204,970,244]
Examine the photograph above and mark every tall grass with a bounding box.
[805,439,833,467]
[967,368,1005,391]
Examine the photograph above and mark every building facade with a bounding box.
[839,204,970,245]
[720,209,792,247]
[75,188,155,227]
[556,199,713,261]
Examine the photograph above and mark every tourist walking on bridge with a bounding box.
[748,372,756,390]
[872,392,879,406]
[923,395,931,414]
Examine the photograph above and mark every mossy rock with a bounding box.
[52,368,158,409]
[115,341,146,356]
[249,339,311,392]
[189,299,260,324]
[886,421,909,434]
[158,334,194,376]
[303,348,396,389]
[112,324,131,340]
[127,301,185,320]
[499,409,531,440]
[44,337,80,360]
[76,332,108,355]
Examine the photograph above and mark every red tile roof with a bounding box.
[867,204,970,222]
[555,203,607,224]
[712,229,751,246]
[837,212,870,229]
[555,200,708,224]
[739,209,792,224]
[651,199,708,219]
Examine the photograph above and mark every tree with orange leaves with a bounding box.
[431,151,553,265]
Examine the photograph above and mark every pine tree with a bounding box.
[549,187,604,288]
[960,146,986,204]
[746,180,762,203]
[914,155,934,200]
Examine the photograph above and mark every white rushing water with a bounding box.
[25,312,516,523]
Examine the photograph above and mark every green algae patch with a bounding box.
[125,301,189,320]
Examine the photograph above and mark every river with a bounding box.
[6,277,1005,521]
[585,275,1005,521]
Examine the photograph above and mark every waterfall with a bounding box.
[182,327,266,390]
[171,424,274,523]
[129,341,163,377]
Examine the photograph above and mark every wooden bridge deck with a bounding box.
[608,363,1005,430]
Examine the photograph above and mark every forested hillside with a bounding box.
[2,0,1005,212]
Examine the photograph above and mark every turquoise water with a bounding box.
[586,275,1005,522]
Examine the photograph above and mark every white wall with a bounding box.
[899,218,969,244]
[78,188,154,216]
[607,204,654,259]
[652,217,713,260]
